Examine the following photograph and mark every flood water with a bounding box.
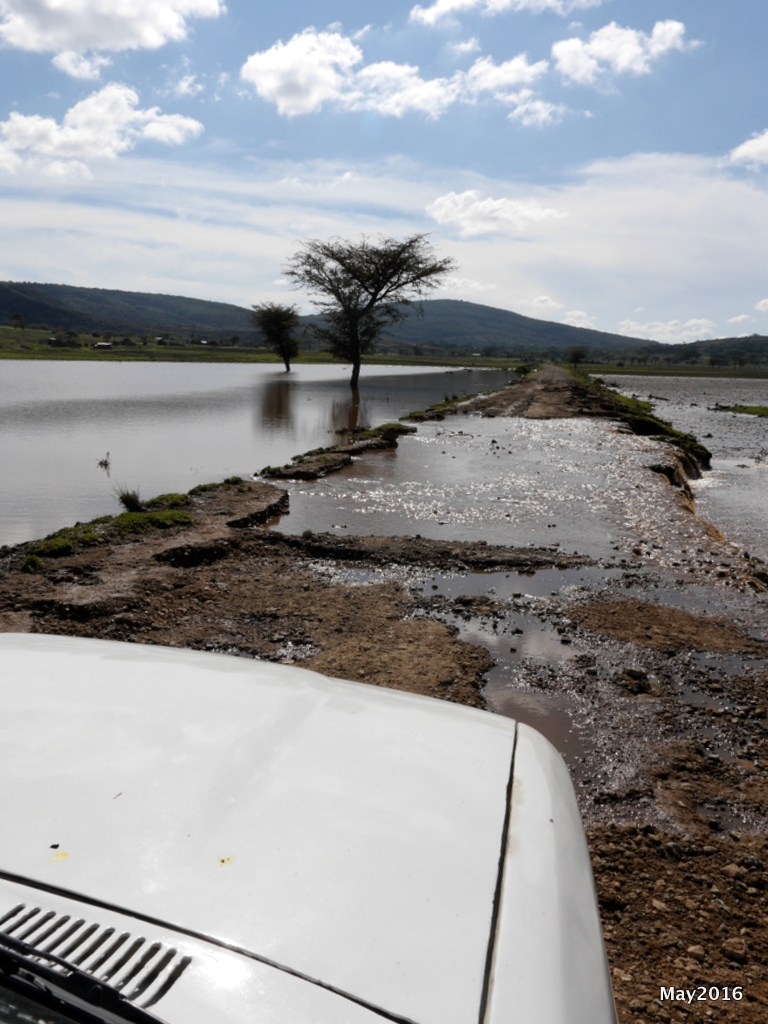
[277,414,717,561]
[603,374,768,561]
[0,360,511,547]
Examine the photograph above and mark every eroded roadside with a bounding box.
[1,366,768,1021]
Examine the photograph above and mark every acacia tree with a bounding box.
[284,234,456,387]
[567,345,588,370]
[251,302,301,371]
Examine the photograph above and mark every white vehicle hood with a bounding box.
[0,634,516,1024]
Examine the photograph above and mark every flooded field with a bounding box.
[0,360,510,547]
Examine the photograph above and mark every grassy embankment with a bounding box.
[15,482,249,572]
[564,365,713,467]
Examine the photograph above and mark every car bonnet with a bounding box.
[0,634,517,1024]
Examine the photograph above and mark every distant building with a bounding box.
[93,341,113,349]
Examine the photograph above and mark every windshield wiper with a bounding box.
[0,931,166,1024]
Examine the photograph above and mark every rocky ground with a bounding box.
[2,367,767,1021]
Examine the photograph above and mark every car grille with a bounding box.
[0,902,191,1009]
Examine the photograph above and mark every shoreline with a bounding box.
[2,367,768,1019]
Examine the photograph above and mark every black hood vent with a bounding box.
[0,902,191,1009]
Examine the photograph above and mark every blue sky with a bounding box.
[1,0,767,342]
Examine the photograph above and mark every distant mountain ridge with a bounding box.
[0,279,651,355]
[1,280,764,361]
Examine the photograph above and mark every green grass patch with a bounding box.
[111,510,192,533]
[145,492,191,509]
[27,523,102,558]
[717,404,768,417]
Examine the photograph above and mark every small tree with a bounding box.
[285,234,456,387]
[567,345,588,370]
[11,312,24,329]
[251,302,301,371]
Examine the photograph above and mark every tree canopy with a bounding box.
[284,234,456,386]
[251,302,301,371]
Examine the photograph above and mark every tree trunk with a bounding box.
[349,322,361,387]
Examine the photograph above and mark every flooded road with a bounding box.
[604,374,768,561]
[277,413,725,561]
[269,377,767,801]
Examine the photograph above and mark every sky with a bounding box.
[0,1,767,343]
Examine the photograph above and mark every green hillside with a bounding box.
[2,280,765,364]
[0,280,649,355]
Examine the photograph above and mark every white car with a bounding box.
[0,633,615,1024]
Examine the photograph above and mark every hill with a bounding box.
[2,281,765,363]
[0,280,653,355]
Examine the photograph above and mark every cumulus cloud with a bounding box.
[0,0,224,54]
[426,189,567,235]
[448,37,481,56]
[533,294,563,309]
[552,20,689,85]
[727,314,750,323]
[617,318,715,344]
[410,0,605,28]
[562,309,596,328]
[0,83,203,176]
[507,91,565,126]
[730,129,768,167]
[241,29,362,116]
[51,51,111,79]
[241,28,549,122]
[756,299,768,312]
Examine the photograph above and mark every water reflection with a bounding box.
[258,379,295,431]
[330,388,370,435]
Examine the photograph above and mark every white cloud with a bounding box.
[441,274,496,292]
[730,129,768,167]
[0,0,224,55]
[533,294,563,308]
[617,318,716,344]
[51,51,111,79]
[562,309,595,328]
[507,91,565,126]
[552,20,689,85]
[427,189,566,235]
[727,314,750,323]
[0,83,203,176]
[241,29,549,122]
[410,0,605,28]
[448,37,481,56]
[756,298,768,312]
[2,151,767,341]
[241,30,363,117]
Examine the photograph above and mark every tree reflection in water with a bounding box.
[258,378,294,431]
[331,387,370,436]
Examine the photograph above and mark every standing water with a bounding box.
[603,375,768,561]
[0,360,512,547]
